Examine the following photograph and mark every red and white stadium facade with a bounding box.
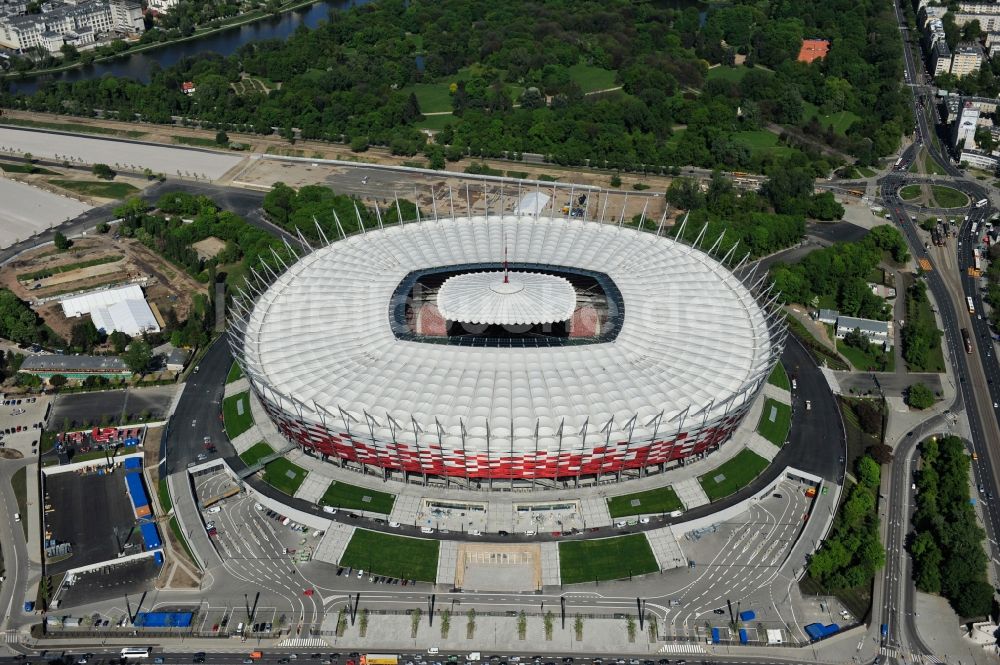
[230,208,785,485]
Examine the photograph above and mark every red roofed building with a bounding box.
[181,81,196,95]
[797,39,830,63]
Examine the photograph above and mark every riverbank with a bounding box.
[0,0,325,86]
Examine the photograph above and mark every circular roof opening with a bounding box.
[437,270,577,326]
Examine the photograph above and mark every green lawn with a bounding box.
[925,157,947,176]
[320,480,396,514]
[169,516,196,565]
[732,131,795,158]
[905,286,946,373]
[606,486,683,518]
[699,449,770,501]
[239,441,274,467]
[225,362,244,384]
[801,102,860,135]
[174,135,223,148]
[706,65,751,83]
[0,117,146,138]
[837,339,895,372]
[856,166,877,177]
[12,467,27,540]
[567,63,617,92]
[401,82,454,114]
[48,179,139,199]
[559,534,659,584]
[339,529,439,581]
[767,362,790,391]
[157,477,172,514]
[262,457,307,495]
[898,184,921,200]
[415,113,456,131]
[930,185,969,209]
[756,398,792,446]
[222,391,254,439]
[0,161,58,175]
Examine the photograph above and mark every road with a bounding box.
[0,459,35,638]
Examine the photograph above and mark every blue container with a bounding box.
[739,628,748,644]
[739,610,756,621]
[711,627,720,643]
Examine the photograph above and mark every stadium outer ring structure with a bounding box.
[228,211,786,488]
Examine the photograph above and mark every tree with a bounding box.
[96,222,111,234]
[70,320,103,352]
[123,339,153,374]
[856,456,881,490]
[215,130,229,146]
[92,163,116,180]
[866,443,894,465]
[843,327,869,350]
[610,173,622,188]
[907,383,936,409]
[53,231,71,251]
[48,374,67,388]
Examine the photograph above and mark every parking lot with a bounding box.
[0,393,49,457]
[192,470,325,635]
[49,385,178,430]
[55,556,161,607]
[43,467,146,575]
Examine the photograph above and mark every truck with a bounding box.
[248,652,263,661]
[361,655,399,665]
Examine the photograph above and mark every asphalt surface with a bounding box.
[49,386,177,429]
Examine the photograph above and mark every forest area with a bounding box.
[1,0,911,174]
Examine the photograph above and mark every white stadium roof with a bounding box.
[437,270,577,325]
[60,284,160,336]
[239,216,775,451]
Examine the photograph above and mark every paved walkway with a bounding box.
[645,527,686,571]
[436,540,459,586]
[311,521,355,566]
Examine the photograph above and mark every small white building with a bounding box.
[835,315,890,346]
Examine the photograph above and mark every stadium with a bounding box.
[229,208,785,488]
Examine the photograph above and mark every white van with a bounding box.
[427,648,440,655]
[13,513,20,522]
[420,526,434,534]
[236,622,245,634]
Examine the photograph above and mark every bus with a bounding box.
[971,222,979,237]
[968,296,976,314]
[976,198,989,208]
[120,647,152,659]
[962,328,973,354]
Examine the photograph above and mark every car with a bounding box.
[805,400,812,410]
[639,517,650,524]
[980,485,985,494]
[468,529,481,536]
[524,530,536,536]
[497,530,509,536]
[207,506,222,514]
[421,526,434,534]
[713,608,725,615]
[773,493,783,499]
[615,520,627,527]
[357,569,365,578]
[388,521,401,528]
[337,567,344,576]
[255,502,264,511]
[196,453,208,461]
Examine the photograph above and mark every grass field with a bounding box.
[320,480,396,514]
[767,363,790,391]
[402,82,454,114]
[157,477,172,514]
[925,157,947,176]
[262,457,307,495]
[606,486,683,518]
[567,63,617,92]
[706,65,751,83]
[756,398,792,446]
[239,441,274,467]
[856,166,876,177]
[48,179,139,199]
[415,113,456,131]
[802,102,860,135]
[898,184,921,200]
[17,254,122,282]
[699,449,770,501]
[12,467,27,540]
[174,135,223,148]
[930,185,969,209]
[0,161,59,175]
[169,516,196,565]
[0,117,146,138]
[837,339,895,372]
[559,534,659,584]
[222,391,254,439]
[732,130,795,158]
[339,529,439,581]
[225,362,244,384]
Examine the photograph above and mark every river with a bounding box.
[4,0,366,95]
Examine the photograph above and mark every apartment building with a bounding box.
[0,0,142,52]
[951,43,984,77]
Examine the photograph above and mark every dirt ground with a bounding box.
[1,163,154,206]
[192,236,227,260]
[0,235,207,341]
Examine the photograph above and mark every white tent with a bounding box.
[61,284,160,336]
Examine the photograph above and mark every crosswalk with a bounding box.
[878,646,898,658]
[277,637,329,648]
[4,629,20,644]
[656,644,706,654]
